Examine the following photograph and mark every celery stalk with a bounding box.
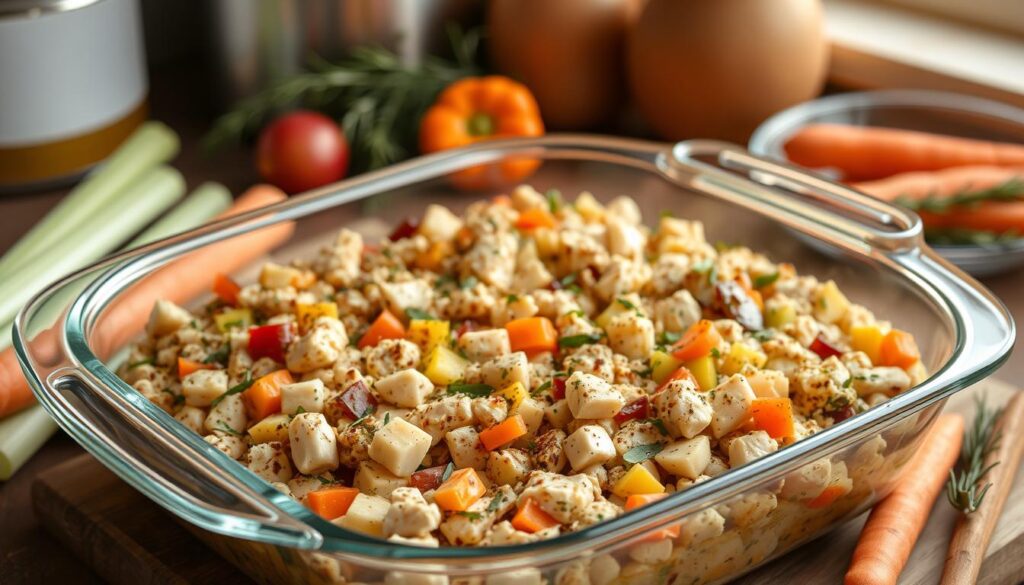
[0,180,232,479]
[0,165,185,327]
[0,122,180,278]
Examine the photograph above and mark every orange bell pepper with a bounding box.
[306,486,360,520]
[177,357,213,381]
[879,329,921,369]
[806,484,846,509]
[511,498,561,533]
[212,273,242,305]
[358,310,406,349]
[419,76,545,191]
[479,414,528,451]
[243,369,293,420]
[515,209,557,230]
[750,397,795,440]
[624,493,680,540]
[505,316,558,356]
[671,319,722,361]
[434,468,487,512]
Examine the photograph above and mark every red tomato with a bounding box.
[256,111,349,193]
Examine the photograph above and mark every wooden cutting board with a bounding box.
[32,380,1024,585]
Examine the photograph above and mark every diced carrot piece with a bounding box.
[177,357,213,381]
[515,208,557,230]
[511,498,561,533]
[213,273,242,305]
[750,397,795,440]
[879,329,921,370]
[505,317,558,355]
[806,484,847,509]
[243,369,293,420]
[656,366,696,392]
[671,319,721,361]
[624,493,680,540]
[492,194,512,206]
[479,414,528,451]
[358,310,406,349]
[305,486,360,520]
[434,468,487,512]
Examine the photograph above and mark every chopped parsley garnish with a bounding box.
[446,382,495,398]
[294,405,307,415]
[710,347,721,359]
[350,405,376,428]
[559,273,577,288]
[753,271,780,289]
[752,329,776,342]
[215,422,243,436]
[383,412,392,425]
[315,475,333,485]
[405,308,435,321]
[210,371,253,407]
[623,443,664,464]
[558,333,603,348]
[460,276,479,290]
[658,331,682,346]
[843,376,853,389]
[203,346,229,364]
[646,418,670,436]
[616,297,642,315]
[441,461,455,483]
[457,511,483,520]
[532,380,553,396]
[487,493,505,513]
[691,259,714,274]
[546,189,562,213]
[506,294,519,304]
[127,357,155,369]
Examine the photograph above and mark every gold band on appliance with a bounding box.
[0,99,149,186]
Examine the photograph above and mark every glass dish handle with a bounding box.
[39,363,326,549]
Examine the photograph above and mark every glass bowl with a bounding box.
[14,135,1014,584]
[749,90,1024,277]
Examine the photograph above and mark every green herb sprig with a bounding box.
[946,397,1003,513]
[896,178,1024,214]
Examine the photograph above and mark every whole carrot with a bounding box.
[851,166,1024,202]
[845,414,964,585]
[0,185,292,418]
[785,124,1024,181]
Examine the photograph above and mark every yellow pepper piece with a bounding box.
[612,463,665,497]
[422,346,469,386]
[247,413,291,443]
[650,350,684,384]
[684,355,718,391]
[295,302,339,332]
[812,280,850,325]
[720,343,767,376]
[497,381,529,413]
[765,302,796,329]
[850,325,885,365]
[407,319,451,355]
[214,307,253,332]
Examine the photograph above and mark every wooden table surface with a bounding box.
[1,65,1022,582]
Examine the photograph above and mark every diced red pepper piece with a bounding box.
[339,379,377,419]
[809,334,843,359]
[656,366,697,393]
[456,319,479,338]
[247,323,295,363]
[615,396,650,424]
[410,465,447,492]
[825,406,855,423]
[389,217,420,241]
[552,376,567,401]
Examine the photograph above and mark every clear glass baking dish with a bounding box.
[14,135,1014,585]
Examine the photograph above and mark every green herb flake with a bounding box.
[558,333,603,348]
[315,475,333,485]
[658,331,682,346]
[753,271,780,289]
[210,372,254,408]
[646,418,670,436]
[127,357,155,369]
[623,443,664,464]
[457,511,483,520]
[441,461,455,483]
[532,380,553,396]
[487,493,505,514]
[710,347,721,359]
[405,307,436,321]
[691,259,714,274]
[506,294,519,304]
[546,189,562,213]
[203,346,230,364]
[446,382,495,398]
[215,422,243,436]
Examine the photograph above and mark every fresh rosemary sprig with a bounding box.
[203,25,481,173]
[946,397,1003,513]
[925,227,1021,246]
[895,178,1024,214]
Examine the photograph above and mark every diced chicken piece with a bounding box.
[289,413,340,475]
[354,460,408,497]
[365,339,422,378]
[606,217,646,260]
[419,204,463,243]
[485,569,543,585]
[652,379,713,439]
[204,394,248,436]
[604,312,655,360]
[588,555,622,585]
[375,369,434,408]
[286,317,348,373]
[280,379,326,415]
[612,420,666,458]
[445,426,488,470]
[653,289,702,334]
[510,184,546,211]
[565,371,624,419]
[486,448,533,486]
[565,425,616,471]
[792,356,855,413]
[287,474,331,501]
[385,572,448,585]
[315,229,363,287]
[247,441,293,482]
[629,538,673,564]
[465,232,518,291]
[607,196,642,225]
[174,405,206,434]
[484,521,539,546]
[710,375,757,438]
[544,398,573,430]
[533,429,568,473]
[388,534,440,547]
[370,417,432,477]
[205,432,246,460]
[746,369,790,398]
[727,491,777,528]
[471,396,508,428]
[383,487,442,538]
[559,230,610,275]
[519,471,600,524]
[459,329,512,363]
[406,395,474,446]
[654,217,709,255]
[146,299,193,337]
[379,279,434,317]
[440,485,516,546]
[727,430,778,467]
[512,240,553,293]
[182,369,229,407]
[655,435,711,480]
[259,262,305,289]
[563,343,615,383]
[333,493,390,536]
[594,257,650,303]
[781,458,832,500]
[480,351,531,390]
[849,366,912,397]
[648,254,691,297]
[677,507,725,547]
